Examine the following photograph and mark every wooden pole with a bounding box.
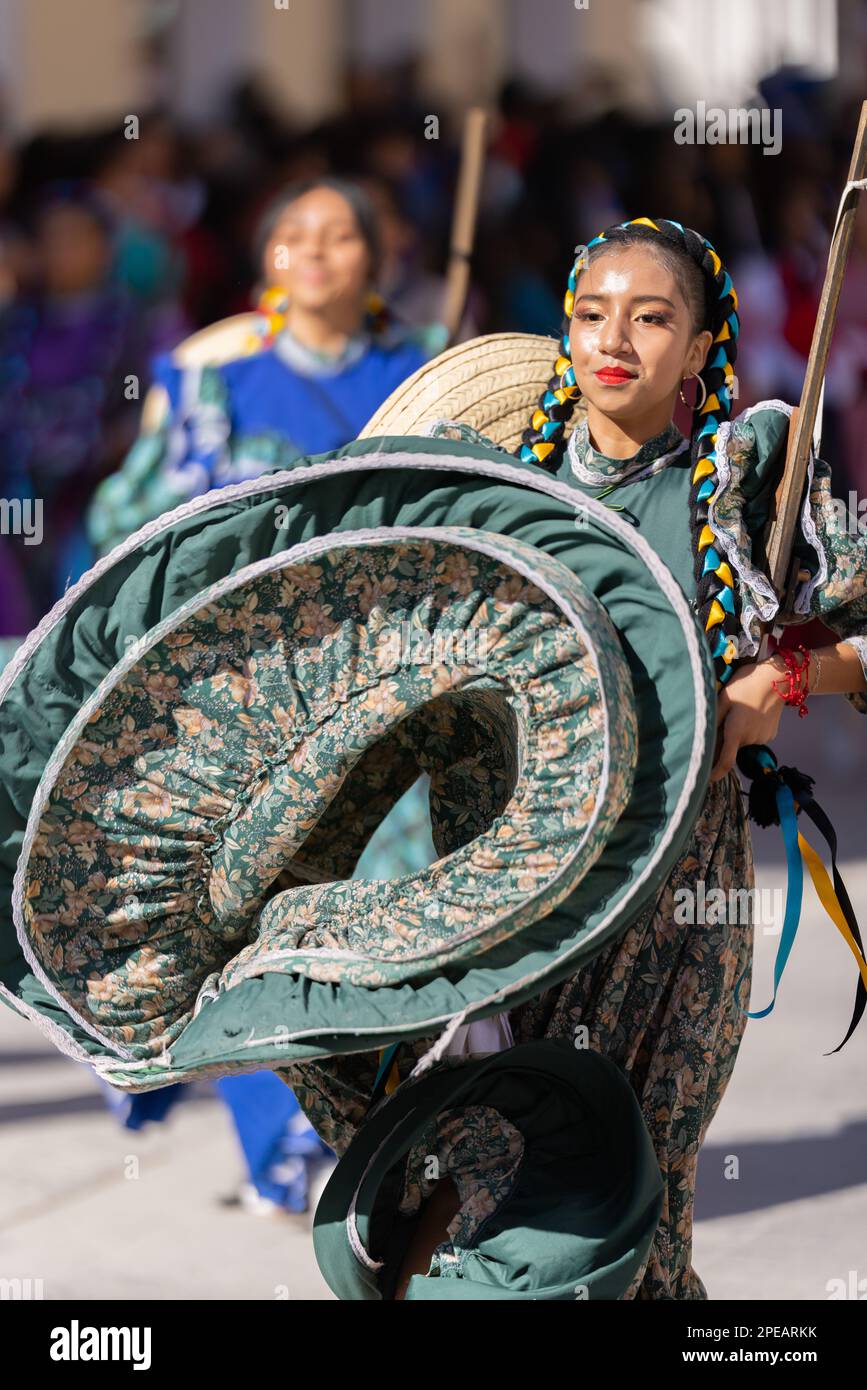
[440,107,489,348]
[753,101,867,660]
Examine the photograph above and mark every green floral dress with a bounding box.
[286,402,867,1300]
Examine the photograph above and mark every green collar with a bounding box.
[567,412,688,485]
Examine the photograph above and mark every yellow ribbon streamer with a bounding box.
[377,1045,401,1095]
[798,830,867,991]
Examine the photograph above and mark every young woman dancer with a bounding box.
[376,216,867,1298]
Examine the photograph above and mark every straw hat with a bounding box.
[359,332,586,454]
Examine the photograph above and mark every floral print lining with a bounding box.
[284,765,754,1300]
[398,1103,525,1273]
[20,535,637,1058]
[707,400,867,712]
[15,390,865,1303]
[285,398,867,1300]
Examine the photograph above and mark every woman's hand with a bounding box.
[709,658,785,782]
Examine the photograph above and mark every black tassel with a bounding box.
[736,745,815,828]
[777,764,816,803]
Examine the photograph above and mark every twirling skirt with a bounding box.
[284,767,755,1301]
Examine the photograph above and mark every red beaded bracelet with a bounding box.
[769,643,811,717]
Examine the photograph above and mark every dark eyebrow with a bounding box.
[574,293,677,308]
[279,215,357,230]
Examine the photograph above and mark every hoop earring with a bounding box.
[679,374,708,411]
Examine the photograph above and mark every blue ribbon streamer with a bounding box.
[372,1041,401,1092]
[734,749,804,1018]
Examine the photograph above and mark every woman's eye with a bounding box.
[574,310,667,325]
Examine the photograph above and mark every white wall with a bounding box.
[0,0,849,136]
[349,0,426,67]
[642,0,838,112]
[0,0,144,134]
[170,0,258,126]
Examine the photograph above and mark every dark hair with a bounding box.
[618,234,714,342]
[516,218,741,691]
[31,180,116,240]
[253,176,382,281]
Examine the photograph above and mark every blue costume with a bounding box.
[86,328,428,555]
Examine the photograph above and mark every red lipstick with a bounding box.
[594,367,637,384]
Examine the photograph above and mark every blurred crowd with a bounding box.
[2,60,867,641]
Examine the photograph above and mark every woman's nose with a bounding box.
[295,236,326,258]
[598,316,631,353]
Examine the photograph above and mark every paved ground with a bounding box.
[1,698,865,1301]
[693,697,867,1302]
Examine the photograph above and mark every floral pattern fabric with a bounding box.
[508,767,753,1300]
[14,397,865,1300]
[398,1103,525,1274]
[538,398,867,714]
[20,534,636,1059]
[566,410,690,485]
[706,401,867,712]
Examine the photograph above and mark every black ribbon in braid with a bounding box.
[670,225,743,691]
[518,218,742,689]
[514,306,578,476]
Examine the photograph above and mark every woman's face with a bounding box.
[38,204,112,296]
[568,245,712,422]
[262,186,372,315]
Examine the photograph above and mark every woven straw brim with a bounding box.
[171,313,262,367]
[360,332,586,454]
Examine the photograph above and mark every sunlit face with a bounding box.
[568,245,712,420]
[262,186,372,313]
[38,205,111,296]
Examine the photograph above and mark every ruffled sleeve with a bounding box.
[86,360,302,556]
[707,398,867,714]
[800,454,867,713]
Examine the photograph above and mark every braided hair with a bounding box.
[516,217,741,692]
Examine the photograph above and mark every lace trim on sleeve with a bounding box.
[707,399,828,660]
